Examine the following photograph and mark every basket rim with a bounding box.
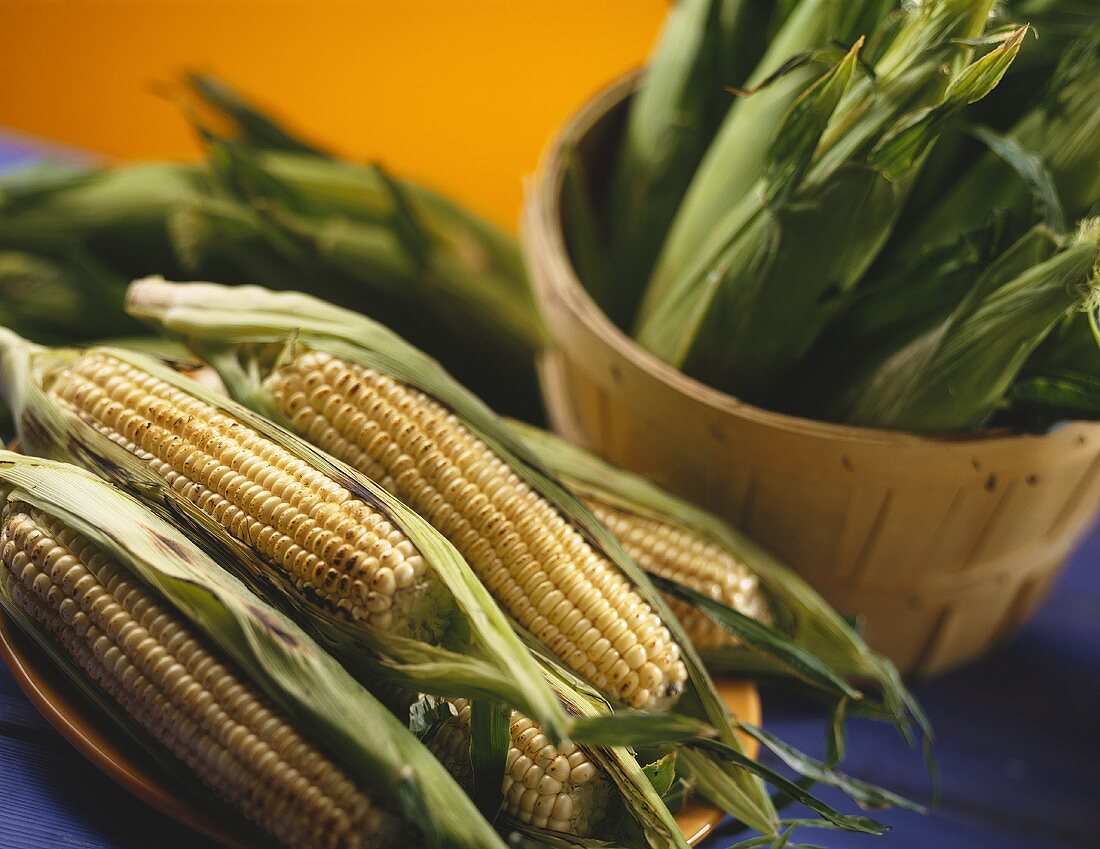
[524,70,1100,450]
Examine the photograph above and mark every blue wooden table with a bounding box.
[0,137,1097,847]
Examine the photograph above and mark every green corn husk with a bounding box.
[829,218,1100,430]
[1008,308,1100,421]
[185,72,329,155]
[0,251,143,344]
[797,225,1063,417]
[891,23,1100,268]
[0,74,545,420]
[1011,370,1100,419]
[183,146,544,420]
[502,420,930,743]
[204,143,543,354]
[0,331,577,748]
[635,5,1022,404]
[798,26,1099,412]
[128,279,904,840]
[896,3,1099,222]
[640,0,896,307]
[184,72,536,339]
[600,0,775,324]
[0,162,203,275]
[0,452,510,849]
[1023,308,1100,377]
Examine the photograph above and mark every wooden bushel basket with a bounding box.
[522,73,1100,677]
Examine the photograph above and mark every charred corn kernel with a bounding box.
[47,351,446,642]
[586,499,773,649]
[425,698,613,835]
[264,351,688,709]
[0,506,394,849]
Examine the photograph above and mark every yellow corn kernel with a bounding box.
[587,499,773,649]
[48,351,447,642]
[0,506,394,849]
[264,351,688,710]
[425,698,613,835]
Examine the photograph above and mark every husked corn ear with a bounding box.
[264,351,688,710]
[586,499,773,649]
[0,506,394,849]
[426,698,613,835]
[48,351,447,642]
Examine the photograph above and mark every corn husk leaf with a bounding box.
[636,9,1022,403]
[1012,308,1100,423]
[0,452,511,849]
[802,224,1061,418]
[0,162,202,270]
[0,250,142,344]
[0,330,574,748]
[125,278,786,837]
[889,22,1100,268]
[832,219,1100,429]
[866,26,1028,179]
[602,0,776,324]
[181,74,536,338]
[728,721,922,811]
[470,700,510,820]
[1011,369,1100,418]
[643,0,896,306]
[560,149,615,318]
[185,72,329,156]
[648,576,860,701]
[196,137,545,420]
[501,420,930,746]
[682,739,883,833]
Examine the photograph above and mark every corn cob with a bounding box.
[47,349,448,642]
[0,504,394,849]
[262,350,688,710]
[583,498,773,649]
[426,698,614,835]
[505,420,932,745]
[125,279,789,838]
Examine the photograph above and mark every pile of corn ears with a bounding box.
[0,74,545,421]
[577,0,1100,433]
[0,276,934,848]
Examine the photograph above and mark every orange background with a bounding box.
[0,1,669,231]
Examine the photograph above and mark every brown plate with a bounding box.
[0,607,759,847]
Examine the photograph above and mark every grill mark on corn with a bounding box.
[426,698,612,835]
[264,351,687,710]
[48,352,445,642]
[586,499,773,649]
[0,507,393,849]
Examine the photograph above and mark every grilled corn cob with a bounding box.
[48,349,448,641]
[583,498,773,649]
[0,505,394,849]
[262,350,688,710]
[426,698,615,835]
